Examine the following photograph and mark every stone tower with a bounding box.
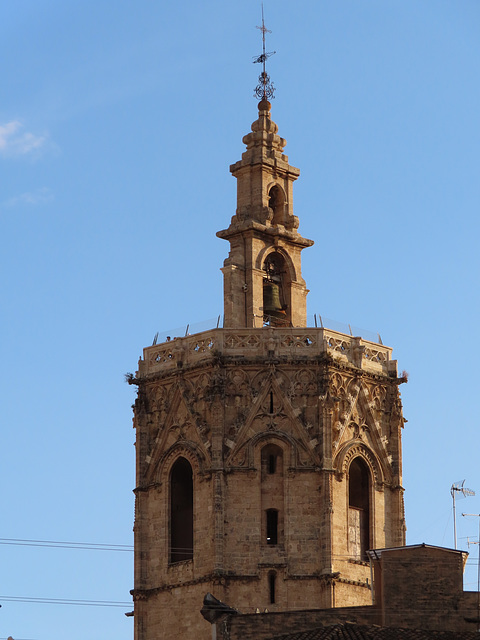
[130,100,406,640]
[218,99,313,329]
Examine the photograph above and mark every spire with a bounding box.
[223,99,303,231]
[217,72,313,329]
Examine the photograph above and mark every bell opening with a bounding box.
[268,185,285,226]
[262,253,290,327]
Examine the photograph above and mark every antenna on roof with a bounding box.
[451,480,475,549]
[253,4,276,101]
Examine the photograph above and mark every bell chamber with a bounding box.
[263,253,288,326]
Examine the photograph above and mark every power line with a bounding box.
[1,539,477,560]
[0,595,131,608]
[0,538,133,552]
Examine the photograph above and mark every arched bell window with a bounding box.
[268,184,285,225]
[263,253,288,327]
[170,457,193,563]
[348,457,370,561]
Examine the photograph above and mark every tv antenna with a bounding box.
[253,4,276,101]
[451,480,475,549]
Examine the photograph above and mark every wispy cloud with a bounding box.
[0,120,48,157]
[1,187,54,209]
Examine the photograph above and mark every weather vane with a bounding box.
[253,5,276,101]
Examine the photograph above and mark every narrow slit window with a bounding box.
[170,457,193,563]
[266,509,278,545]
[269,391,274,414]
[269,571,276,604]
[268,454,276,474]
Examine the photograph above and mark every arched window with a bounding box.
[263,253,288,327]
[261,443,283,477]
[348,457,370,561]
[170,457,193,563]
[268,185,285,225]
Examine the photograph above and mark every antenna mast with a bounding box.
[451,480,475,549]
[253,4,276,101]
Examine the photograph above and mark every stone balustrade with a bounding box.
[137,327,396,378]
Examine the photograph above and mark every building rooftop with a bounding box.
[270,623,479,640]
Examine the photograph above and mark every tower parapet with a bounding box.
[138,328,397,379]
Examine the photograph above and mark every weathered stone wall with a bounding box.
[136,584,213,640]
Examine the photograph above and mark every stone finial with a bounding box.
[258,99,271,113]
[242,102,286,154]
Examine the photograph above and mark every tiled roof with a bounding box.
[270,622,479,640]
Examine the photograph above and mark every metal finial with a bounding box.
[253,5,276,101]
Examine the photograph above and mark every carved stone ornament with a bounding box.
[336,442,384,485]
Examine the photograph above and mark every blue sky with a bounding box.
[1,2,480,638]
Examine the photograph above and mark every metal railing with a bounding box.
[149,315,382,347]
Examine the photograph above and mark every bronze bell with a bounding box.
[263,282,286,320]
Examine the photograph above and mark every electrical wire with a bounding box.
[0,538,133,552]
[2,539,477,559]
[0,539,133,614]
[0,595,131,608]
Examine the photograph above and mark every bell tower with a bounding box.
[130,19,407,640]
[218,98,313,328]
